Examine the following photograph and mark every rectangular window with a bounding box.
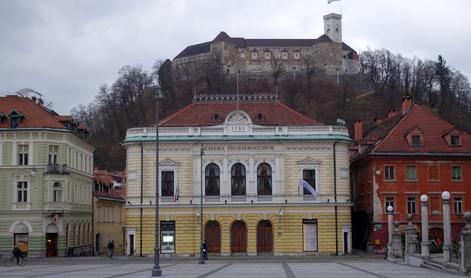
[17,181,28,202]
[406,166,417,181]
[429,165,440,181]
[384,166,395,181]
[302,169,316,195]
[411,135,421,146]
[251,51,258,61]
[48,145,59,164]
[303,219,318,251]
[451,135,460,146]
[161,171,174,197]
[385,197,395,212]
[407,197,416,214]
[454,198,463,214]
[18,144,28,165]
[430,196,440,214]
[452,166,462,181]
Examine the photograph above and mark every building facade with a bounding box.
[123,95,352,256]
[350,96,471,251]
[172,13,358,80]
[0,93,95,257]
[94,169,126,255]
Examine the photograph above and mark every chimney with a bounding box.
[388,109,398,119]
[402,95,412,113]
[354,120,363,143]
[374,117,383,125]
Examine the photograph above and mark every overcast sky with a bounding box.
[1,0,470,114]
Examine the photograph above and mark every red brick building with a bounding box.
[350,96,471,251]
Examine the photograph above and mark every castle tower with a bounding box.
[323,13,342,43]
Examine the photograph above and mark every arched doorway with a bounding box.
[46,224,59,257]
[230,220,247,254]
[205,221,221,253]
[257,220,273,254]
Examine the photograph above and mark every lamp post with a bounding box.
[442,191,451,263]
[152,87,162,277]
[420,194,430,258]
[199,146,205,264]
[387,205,394,258]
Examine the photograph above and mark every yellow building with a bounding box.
[123,95,351,256]
[94,169,126,255]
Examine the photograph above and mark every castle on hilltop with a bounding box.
[171,13,359,80]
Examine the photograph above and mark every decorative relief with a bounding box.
[296,157,321,165]
[159,158,180,166]
[225,110,251,124]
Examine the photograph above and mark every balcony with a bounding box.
[45,164,69,175]
[12,202,31,210]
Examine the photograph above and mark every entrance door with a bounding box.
[205,221,221,253]
[343,232,349,254]
[230,221,247,254]
[129,234,135,256]
[46,233,58,257]
[257,220,273,253]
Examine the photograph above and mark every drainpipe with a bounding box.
[333,142,339,256]
[140,142,143,257]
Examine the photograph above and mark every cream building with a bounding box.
[123,95,351,256]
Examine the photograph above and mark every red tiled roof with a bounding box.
[94,168,127,200]
[359,104,471,155]
[0,95,67,129]
[159,102,321,127]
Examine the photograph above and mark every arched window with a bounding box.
[205,164,220,196]
[53,182,63,202]
[257,163,272,195]
[231,163,246,196]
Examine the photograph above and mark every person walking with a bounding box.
[109,240,115,258]
[12,245,22,265]
[202,241,208,261]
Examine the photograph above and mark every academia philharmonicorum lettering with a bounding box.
[123,96,352,256]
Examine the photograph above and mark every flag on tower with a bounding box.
[328,0,340,4]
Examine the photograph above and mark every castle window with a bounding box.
[281,51,288,61]
[326,28,330,34]
[251,51,258,61]
[240,51,246,59]
[294,51,301,60]
[335,27,339,33]
[264,51,271,60]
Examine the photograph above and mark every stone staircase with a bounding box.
[421,259,463,275]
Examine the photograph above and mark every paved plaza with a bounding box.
[0,256,464,278]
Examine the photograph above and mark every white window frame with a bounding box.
[48,145,59,165]
[264,51,271,60]
[251,51,258,61]
[407,196,416,214]
[453,198,463,214]
[294,51,301,60]
[297,159,320,199]
[18,144,29,166]
[159,160,179,199]
[53,182,63,202]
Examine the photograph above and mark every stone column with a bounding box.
[442,191,451,263]
[420,194,430,258]
[387,205,394,258]
[405,214,418,254]
[392,221,403,258]
[460,212,471,274]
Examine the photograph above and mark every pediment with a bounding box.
[296,157,321,165]
[159,158,180,166]
[225,110,252,125]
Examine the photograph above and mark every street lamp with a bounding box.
[152,86,162,277]
[199,146,205,264]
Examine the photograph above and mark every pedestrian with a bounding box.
[12,245,22,265]
[109,240,115,258]
[202,241,208,260]
[383,245,388,260]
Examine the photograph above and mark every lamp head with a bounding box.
[441,191,450,200]
[420,194,428,202]
[375,170,381,176]
[387,205,393,213]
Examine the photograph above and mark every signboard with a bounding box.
[160,221,175,254]
[14,234,28,254]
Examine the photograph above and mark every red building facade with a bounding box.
[351,96,471,251]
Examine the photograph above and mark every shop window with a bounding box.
[231,163,246,196]
[257,163,272,195]
[205,163,220,196]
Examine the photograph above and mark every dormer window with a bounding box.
[451,135,460,146]
[7,109,24,129]
[411,135,421,147]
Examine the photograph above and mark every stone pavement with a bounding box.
[0,257,463,278]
